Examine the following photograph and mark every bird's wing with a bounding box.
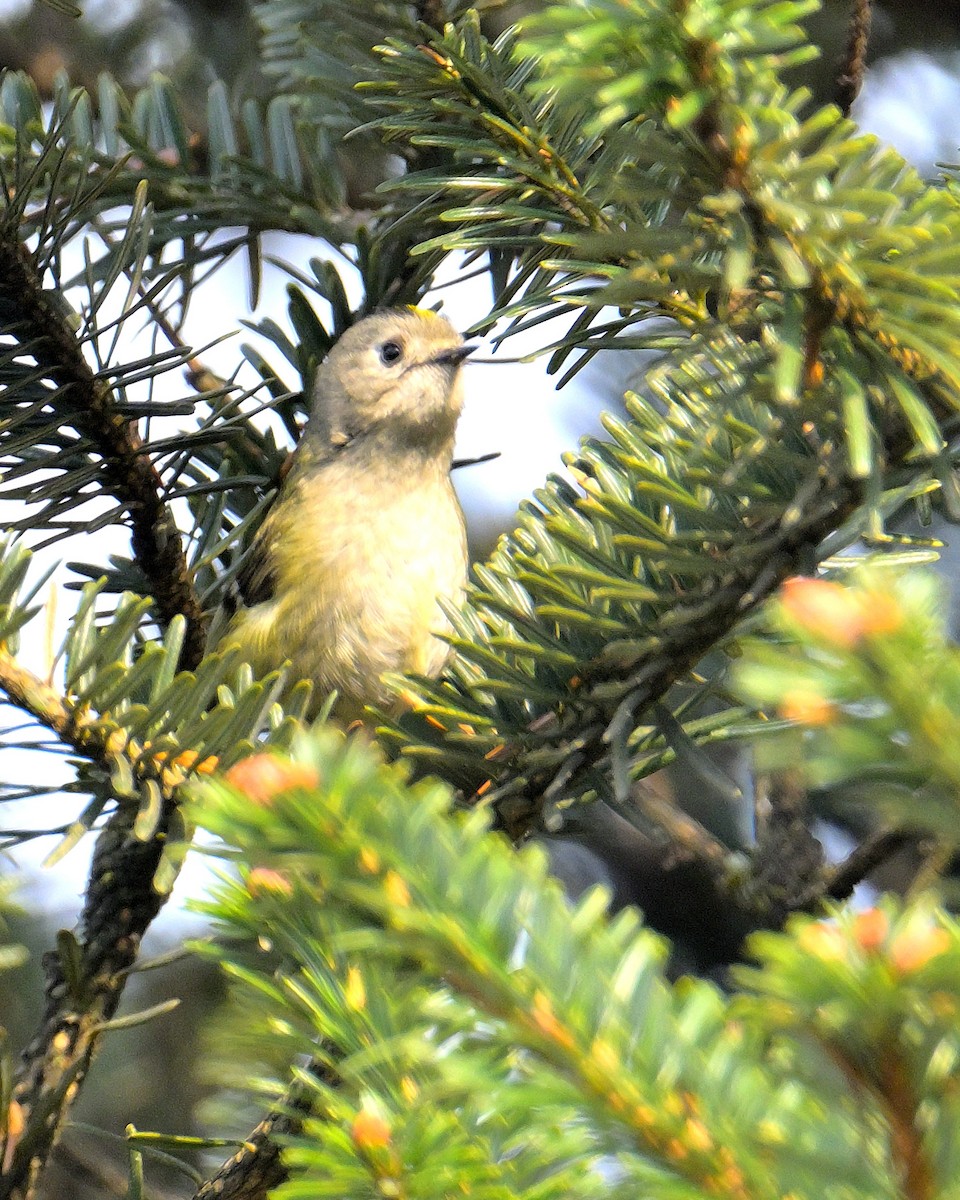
[234,525,278,609]
[205,517,280,655]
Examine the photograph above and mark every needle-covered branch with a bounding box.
[0,546,305,1200]
[190,731,960,1200]
[0,232,207,665]
[365,4,960,853]
[2,1,960,1197]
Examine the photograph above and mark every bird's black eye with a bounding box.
[379,341,403,366]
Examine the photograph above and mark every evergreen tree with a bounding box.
[0,1,958,1197]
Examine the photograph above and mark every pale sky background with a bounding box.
[3,20,960,937]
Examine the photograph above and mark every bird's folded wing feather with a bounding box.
[234,526,278,610]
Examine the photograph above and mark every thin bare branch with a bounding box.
[825,828,914,901]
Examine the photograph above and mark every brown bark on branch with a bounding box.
[192,1107,303,1200]
[0,652,177,1200]
[0,221,210,1198]
[192,1063,337,1200]
[835,0,873,116]
[0,233,207,668]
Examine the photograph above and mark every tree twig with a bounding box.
[0,233,207,668]
[0,221,208,1197]
[835,0,873,118]
[0,651,177,1200]
[750,771,824,923]
[192,1062,338,1200]
[52,1131,186,1200]
[192,1105,303,1200]
[825,828,914,901]
[824,1038,933,1200]
[415,0,447,33]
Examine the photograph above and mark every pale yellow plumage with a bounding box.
[216,308,470,721]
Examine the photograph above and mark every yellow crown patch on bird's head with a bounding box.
[404,305,442,321]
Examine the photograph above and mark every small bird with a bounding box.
[215,307,472,721]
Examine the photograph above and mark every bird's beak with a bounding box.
[433,344,477,367]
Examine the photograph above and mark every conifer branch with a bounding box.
[196,734,955,1200]
[878,1052,935,1200]
[192,1070,332,1200]
[0,560,293,1200]
[3,806,172,1200]
[0,652,172,1200]
[835,0,873,116]
[824,1042,934,1200]
[0,231,207,667]
[825,830,914,900]
[403,445,861,838]
[666,0,947,406]
[414,0,447,32]
[374,6,960,869]
[191,1110,294,1200]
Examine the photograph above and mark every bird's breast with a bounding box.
[241,456,468,717]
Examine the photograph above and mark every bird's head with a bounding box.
[309,307,473,453]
